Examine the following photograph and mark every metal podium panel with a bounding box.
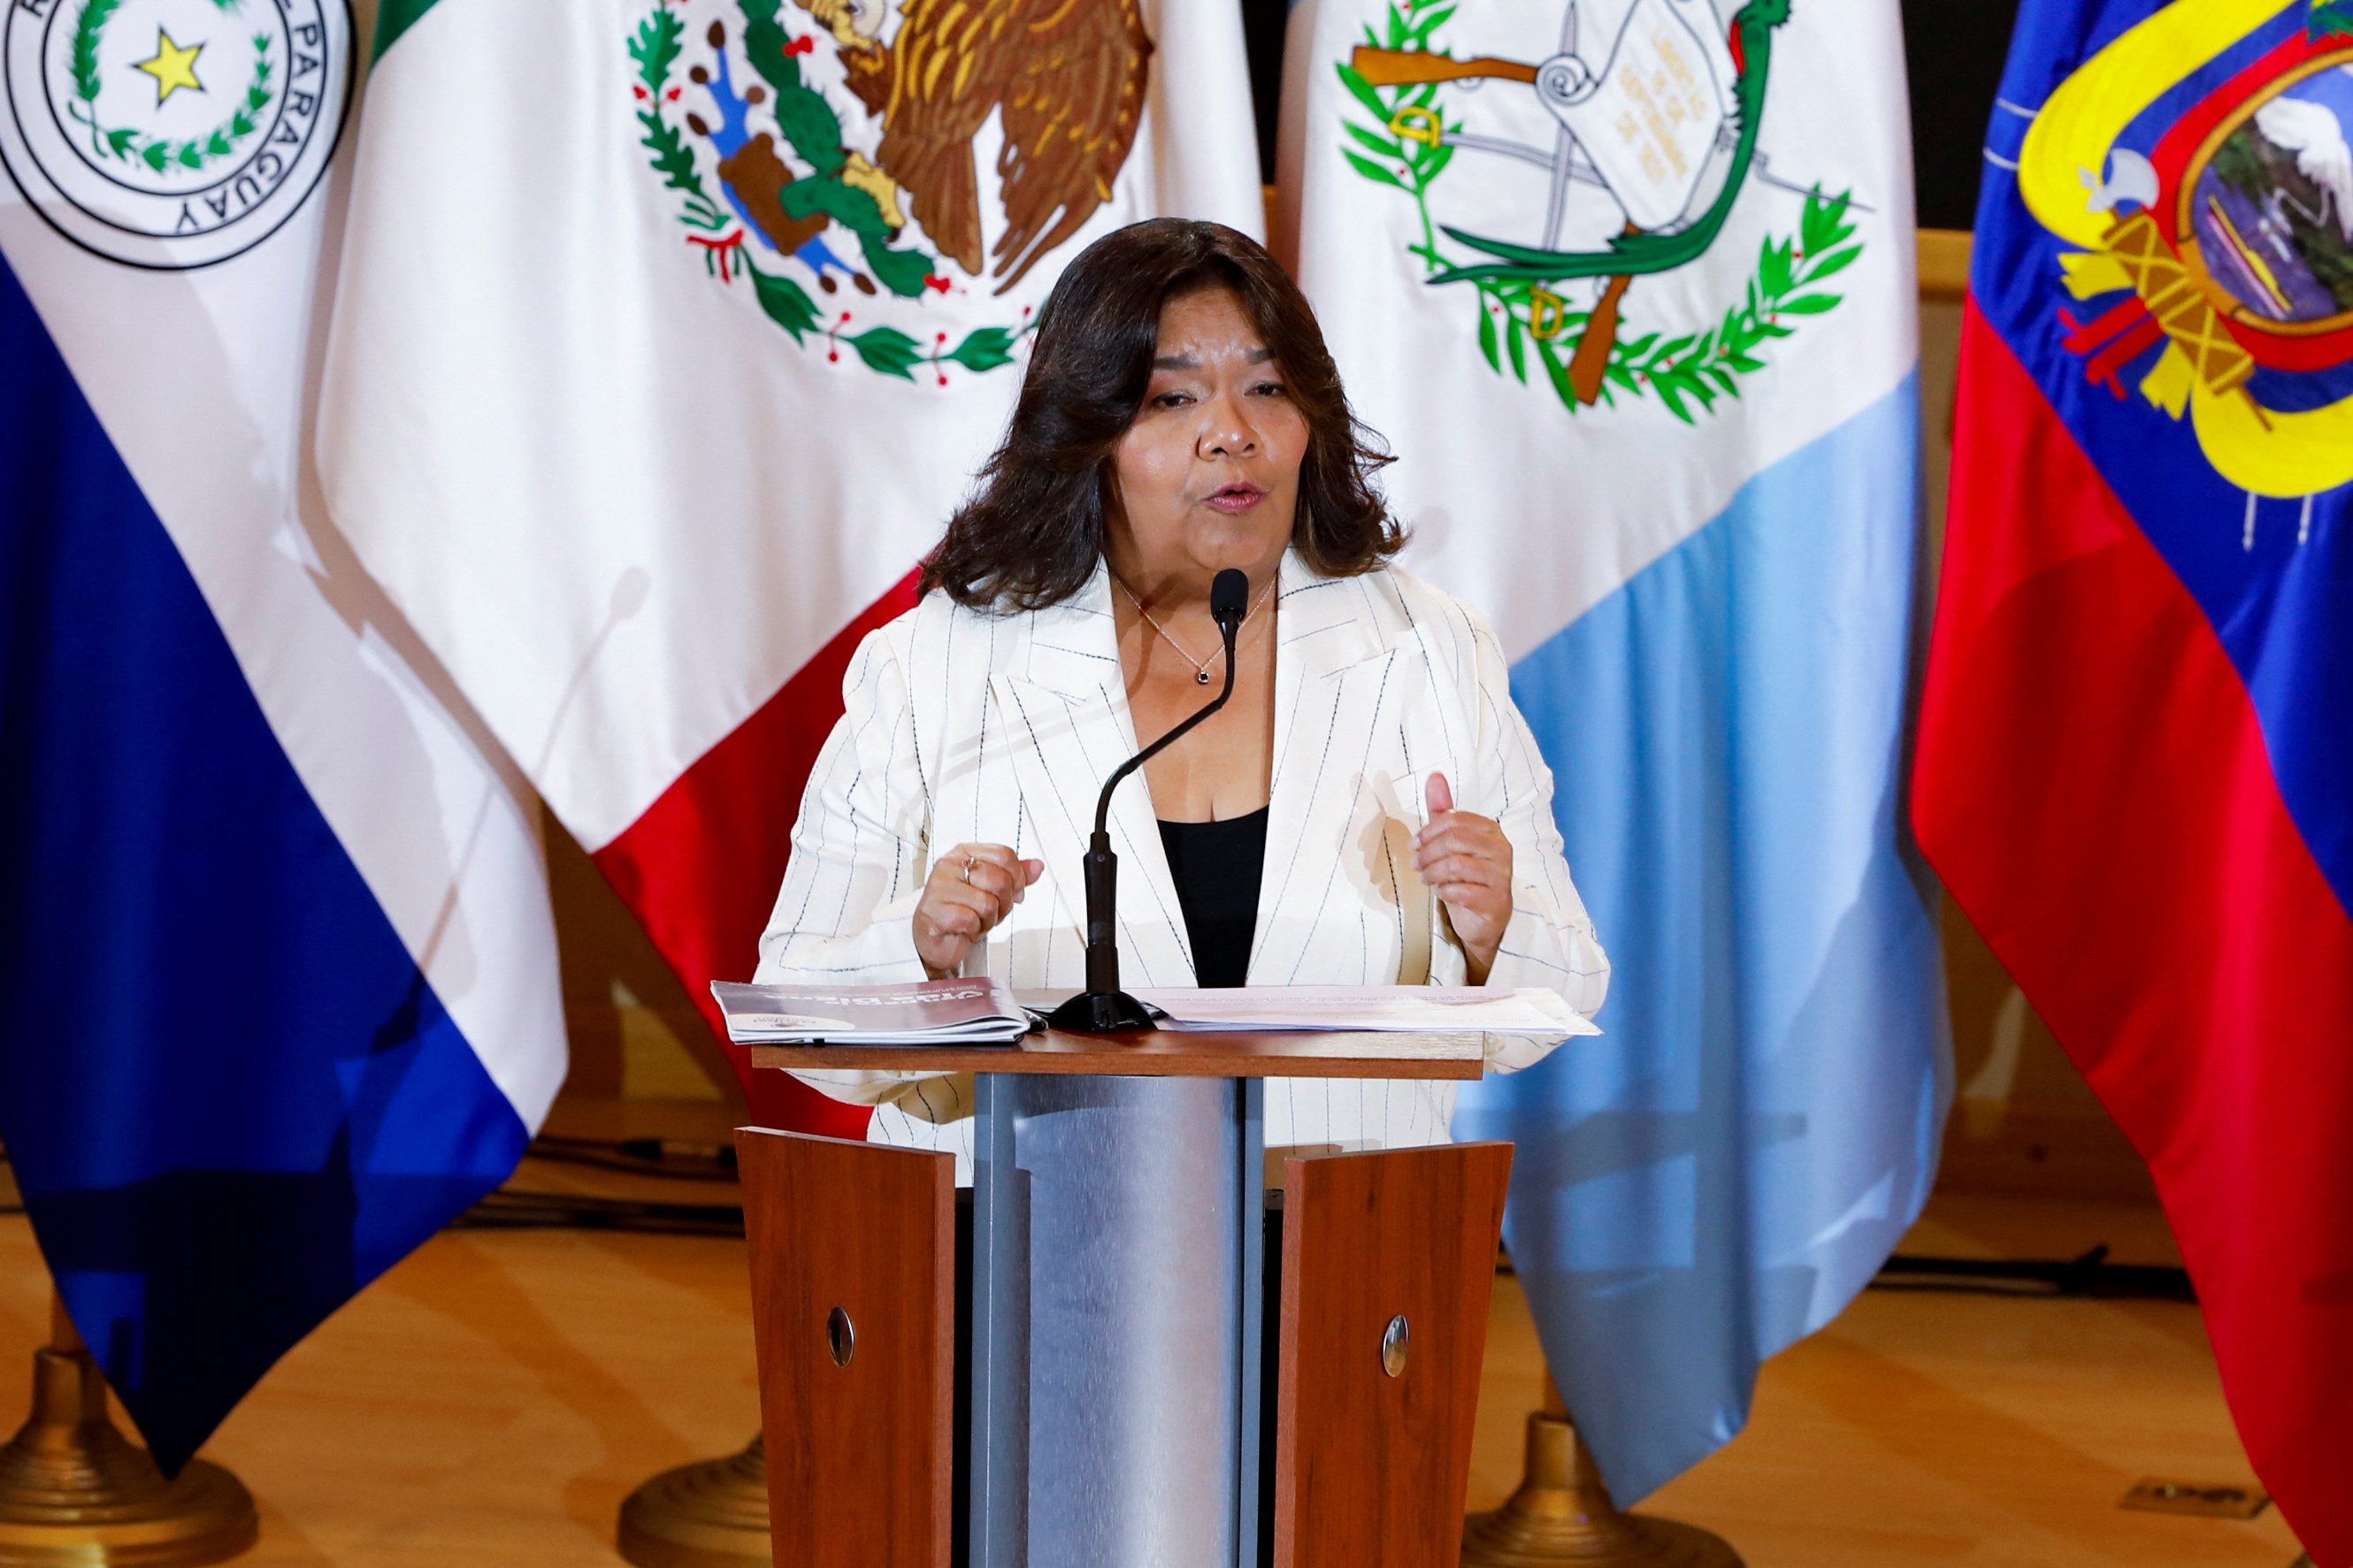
[970,1074,1262,1568]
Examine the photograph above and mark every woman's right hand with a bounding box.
[914,844,1045,978]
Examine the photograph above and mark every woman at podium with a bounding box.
[755,218,1607,1164]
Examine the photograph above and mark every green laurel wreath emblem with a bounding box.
[626,0,1033,382]
[1337,1,1861,423]
[68,0,277,175]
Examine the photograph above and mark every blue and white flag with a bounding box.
[1277,0,1951,1500]
[0,0,564,1470]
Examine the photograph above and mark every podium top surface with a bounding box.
[746,999,1486,1082]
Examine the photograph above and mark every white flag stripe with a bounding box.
[0,193,567,1125]
[1276,0,1918,658]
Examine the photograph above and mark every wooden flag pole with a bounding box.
[1461,1375,1743,1567]
[0,1291,257,1565]
[616,1434,771,1568]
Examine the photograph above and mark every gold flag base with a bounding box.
[616,1434,771,1568]
[1462,1384,1741,1567]
[0,1304,257,1567]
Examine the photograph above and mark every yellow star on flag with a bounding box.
[134,30,205,105]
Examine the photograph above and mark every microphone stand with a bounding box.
[1045,582,1245,1034]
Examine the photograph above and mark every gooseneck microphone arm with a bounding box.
[1046,568,1251,1034]
[1090,631,1238,839]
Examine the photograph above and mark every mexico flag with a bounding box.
[318,0,1265,1126]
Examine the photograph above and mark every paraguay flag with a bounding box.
[0,0,565,1472]
[1278,0,1951,1503]
[1913,0,2353,1557]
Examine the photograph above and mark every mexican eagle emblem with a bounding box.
[626,0,1152,381]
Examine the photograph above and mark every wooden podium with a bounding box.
[737,1015,1513,1568]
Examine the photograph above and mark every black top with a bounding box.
[1157,807,1268,989]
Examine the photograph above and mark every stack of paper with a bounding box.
[709,978,1031,1044]
[1131,986,1598,1037]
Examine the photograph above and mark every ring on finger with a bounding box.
[961,853,976,883]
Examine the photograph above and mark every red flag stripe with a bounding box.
[593,572,921,1135]
[1915,304,2353,1564]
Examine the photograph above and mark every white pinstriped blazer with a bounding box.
[753,549,1609,1167]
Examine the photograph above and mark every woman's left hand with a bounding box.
[1414,771,1514,984]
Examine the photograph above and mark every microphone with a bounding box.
[1046,568,1250,1034]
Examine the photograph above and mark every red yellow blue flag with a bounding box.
[1916,1,2353,1557]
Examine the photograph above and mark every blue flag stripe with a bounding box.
[0,252,527,1472]
[1458,378,1951,1501]
[1974,0,2353,919]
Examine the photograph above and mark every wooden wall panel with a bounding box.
[736,1128,956,1568]
[1271,1141,1514,1568]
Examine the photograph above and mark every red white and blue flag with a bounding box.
[1915,0,2353,1557]
[0,0,565,1470]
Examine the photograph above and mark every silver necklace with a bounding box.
[1114,575,1276,685]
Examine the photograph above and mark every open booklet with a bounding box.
[709,978,1031,1044]
[1131,985,1599,1037]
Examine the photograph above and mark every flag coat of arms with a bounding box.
[316,0,1266,1123]
[1914,0,2353,1556]
[1277,0,1950,1502]
[0,0,565,1468]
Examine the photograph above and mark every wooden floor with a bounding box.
[0,1105,2311,1566]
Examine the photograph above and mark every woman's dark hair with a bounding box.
[919,218,1402,610]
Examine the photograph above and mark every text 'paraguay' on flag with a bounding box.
[0,0,566,1470]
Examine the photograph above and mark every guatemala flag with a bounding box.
[0,0,565,1472]
[1278,0,1951,1502]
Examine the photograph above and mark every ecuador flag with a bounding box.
[1915,0,2353,1559]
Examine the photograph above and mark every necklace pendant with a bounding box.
[1195,669,1212,685]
